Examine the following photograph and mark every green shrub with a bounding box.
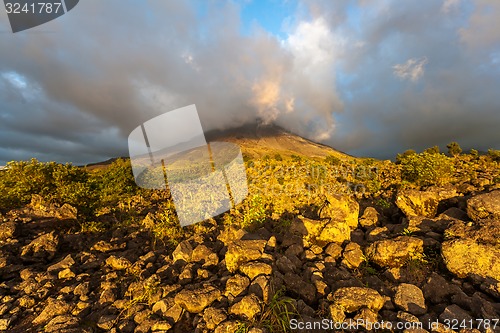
[487,149,500,162]
[447,142,462,157]
[325,155,341,165]
[399,152,454,186]
[424,146,440,154]
[396,149,417,164]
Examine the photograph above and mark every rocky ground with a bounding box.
[0,187,500,332]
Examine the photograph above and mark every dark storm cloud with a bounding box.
[0,0,499,164]
[319,0,500,157]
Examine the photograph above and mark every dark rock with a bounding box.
[394,283,427,316]
[439,304,473,323]
[284,272,316,304]
[422,273,458,304]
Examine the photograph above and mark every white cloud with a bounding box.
[393,57,428,82]
[441,0,460,13]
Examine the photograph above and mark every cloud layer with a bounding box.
[0,0,499,164]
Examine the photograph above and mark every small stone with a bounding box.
[58,268,75,279]
[74,282,90,297]
[342,242,364,269]
[0,221,16,241]
[284,272,316,304]
[229,294,261,320]
[174,284,221,313]
[225,274,250,298]
[324,243,343,260]
[21,231,59,261]
[106,255,131,270]
[214,320,241,333]
[359,207,380,228]
[17,295,35,308]
[249,275,271,303]
[276,255,296,274]
[151,321,172,331]
[0,318,12,330]
[203,307,227,330]
[422,273,456,304]
[329,304,346,323]
[97,315,116,330]
[329,287,384,313]
[354,307,379,328]
[172,240,193,263]
[191,244,219,267]
[239,261,272,280]
[225,239,267,273]
[91,240,126,253]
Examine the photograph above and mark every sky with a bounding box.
[0,0,499,165]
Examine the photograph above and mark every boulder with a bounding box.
[365,236,424,268]
[291,216,351,246]
[319,194,360,229]
[441,239,500,281]
[329,287,384,312]
[467,190,500,221]
[225,239,267,273]
[393,283,427,316]
[174,285,221,313]
[396,188,457,218]
[317,221,351,245]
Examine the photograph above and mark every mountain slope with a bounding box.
[205,124,351,160]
